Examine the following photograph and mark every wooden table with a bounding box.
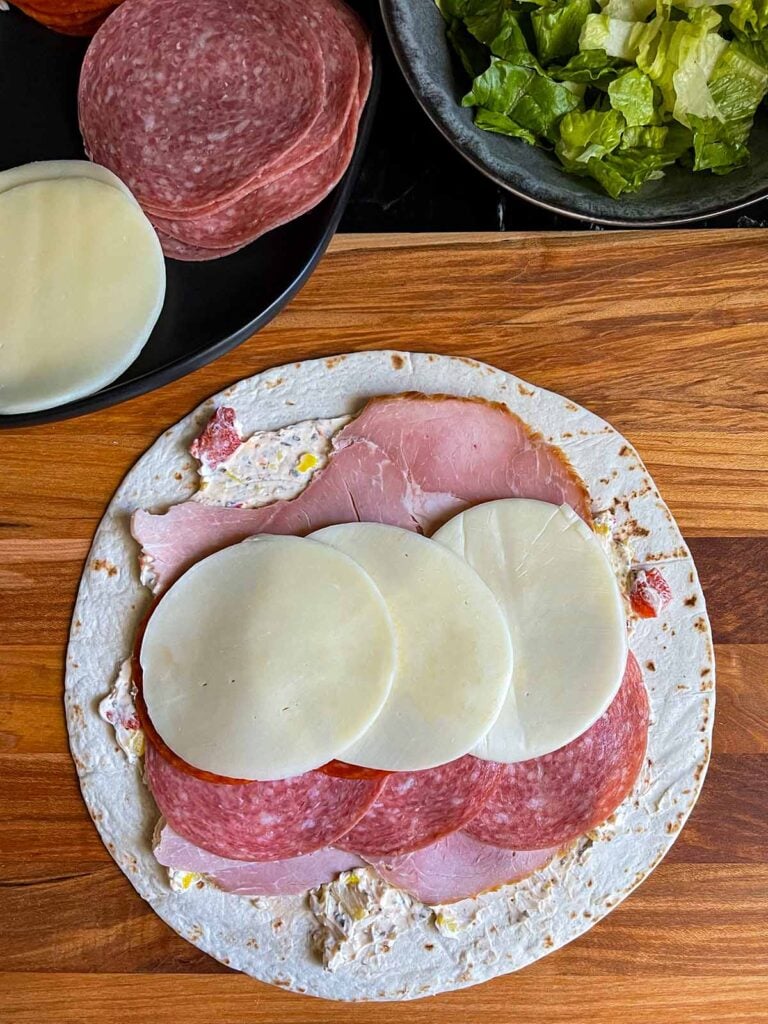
[2,231,767,1024]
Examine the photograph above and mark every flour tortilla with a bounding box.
[65,351,714,1001]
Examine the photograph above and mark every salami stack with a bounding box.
[77,0,371,260]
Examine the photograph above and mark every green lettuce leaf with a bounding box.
[730,0,768,38]
[511,70,584,137]
[607,67,656,123]
[555,107,626,162]
[579,13,648,60]
[462,59,537,111]
[475,106,539,142]
[549,48,626,80]
[531,0,595,63]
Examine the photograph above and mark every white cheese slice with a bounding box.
[311,523,513,771]
[140,535,397,781]
[0,159,138,204]
[434,499,628,763]
[0,173,165,414]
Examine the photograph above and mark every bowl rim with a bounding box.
[380,0,768,227]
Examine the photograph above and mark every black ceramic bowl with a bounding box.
[381,0,768,225]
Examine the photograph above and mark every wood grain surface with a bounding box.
[1,230,767,1024]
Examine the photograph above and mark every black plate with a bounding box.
[0,4,379,428]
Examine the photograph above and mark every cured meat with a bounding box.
[155,232,245,263]
[144,741,385,862]
[150,1,370,254]
[152,114,359,253]
[334,394,593,531]
[78,0,326,213]
[371,831,558,905]
[132,440,420,591]
[336,756,504,858]
[189,407,242,469]
[154,824,363,895]
[466,653,648,851]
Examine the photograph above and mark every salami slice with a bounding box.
[145,741,386,862]
[371,831,558,905]
[78,0,326,213]
[151,114,359,252]
[466,653,649,851]
[336,756,504,858]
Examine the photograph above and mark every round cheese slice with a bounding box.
[140,535,397,781]
[0,174,165,415]
[311,523,513,772]
[434,499,628,764]
[0,159,138,205]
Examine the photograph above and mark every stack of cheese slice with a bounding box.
[140,500,628,781]
[0,160,165,415]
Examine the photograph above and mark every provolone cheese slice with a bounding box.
[0,159,138,204]
[140,535,397,781]
[434,499,627,763]
[0,174,165,414]
[311,523,513,771]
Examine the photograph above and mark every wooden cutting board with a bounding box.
[1,231,767,1024]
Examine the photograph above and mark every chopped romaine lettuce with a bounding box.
[439,0,768,196]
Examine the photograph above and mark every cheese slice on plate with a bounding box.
[0,169,165,414]
[0,159,138,204]
[311,523,513,771]
[140,535,397,781]
[434,499,627,763]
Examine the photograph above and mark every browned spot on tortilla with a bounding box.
[391,354,405,370]
[265,377,284,389]
[684,594,698,607]
[424,943,435,951]
[564,401,578,411]
[619,445,632,457]
[586,878,594,888]
[272,978,291,988]
[677,684,689,691]
[456,356,478,368]
[272,919,284,931]
[689,571,695,583]
[517,383,534,397]
[246,939,259,949]
[71,704,84,726]
[694,617,707,633]
[196,880,204,889]
[666,821,681,834]
[632,524,650,537]
[174,472,183,481]
[646,661,656,671]
[544,936,554,949]
[583,910,592,919]
[222,958,230,966]
[428,354,436,362]
[325,356,346,369]
[92,810,103,822]
[70,662,79,669]
[92,558,118,577]
[74,618,82,629]
[562,432,573,439]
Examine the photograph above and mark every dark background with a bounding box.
[342,16,768,233]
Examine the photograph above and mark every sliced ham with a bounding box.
[132,440,420,591]
[133,394,591,590]
[145,741,385,862]
[154,824,363,895]
[370,831,558,905]
[466,653,649,851]
[337,756,503,859]
[334,394,592,531]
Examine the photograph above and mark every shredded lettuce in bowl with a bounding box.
[437,0,768,196]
